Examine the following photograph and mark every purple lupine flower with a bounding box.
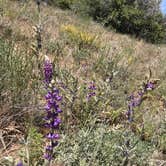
[87,92,96,100]
[43,59,62,162]
[48,98,55,105]
[44,103,52,111]
[127,81,155,122]
[55,95,62,101]
[87,82,96,100]
[132,98,141,107]
[44,60,53,84]
[44,153,52,161]
[45,92,52,99]
[53,118,61,127]
[145,82,154,91]
[52,141,58,147]
[46,145,53,151]
[56,107,62,113]
[88,82,97,90]
[54,117,61,124]
[46,133,60,139]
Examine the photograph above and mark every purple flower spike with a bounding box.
[44,153,52,161]
[55,118,61,123]
[43,58,62,162]
[87,92,96,100]
[44,60,53,84]
[87,82,97,100]
[127,81,155,122]
[46,133,60,139]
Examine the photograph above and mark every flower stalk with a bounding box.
[87,81,96,100]
[126,80,155,122]
[43,59,62,164]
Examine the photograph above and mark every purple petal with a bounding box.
[45,145,53,151]
[146,82,154,90]
[46,133,60,139]
[44,153,52,161]
[44,60,53,84]
[53,118,61,127]
[45,92,52,99]
[45,104,52,111]
[56,107,62,113]
[56,95,62,101]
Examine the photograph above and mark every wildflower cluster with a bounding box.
[87,82,96,100]
[43,58,62,161]
[61,25,98,47]
[127,81,155,122]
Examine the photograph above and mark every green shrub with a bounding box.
[0,38,35,109]
[47,0,165,43]
[55,124,155,165]
[140,14,166,43]
[71,0,165,43]
[18,127,44,166]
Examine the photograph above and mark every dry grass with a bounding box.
[0,0,165,80]
[0,0,166,164]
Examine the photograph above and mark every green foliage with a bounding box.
[83,0,165,43]
[0,38,35,108]
[55,124,155,165]
[61,0,165,43]
[19,127,44,166]
[158,121,166,153]
[140,14,166,43]
[26,127,44,165]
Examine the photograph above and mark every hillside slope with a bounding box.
[0,0,166,165]
[1,0,166,81]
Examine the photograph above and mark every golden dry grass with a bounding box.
[0,0,165,81]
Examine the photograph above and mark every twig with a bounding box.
[0,131,7,153]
